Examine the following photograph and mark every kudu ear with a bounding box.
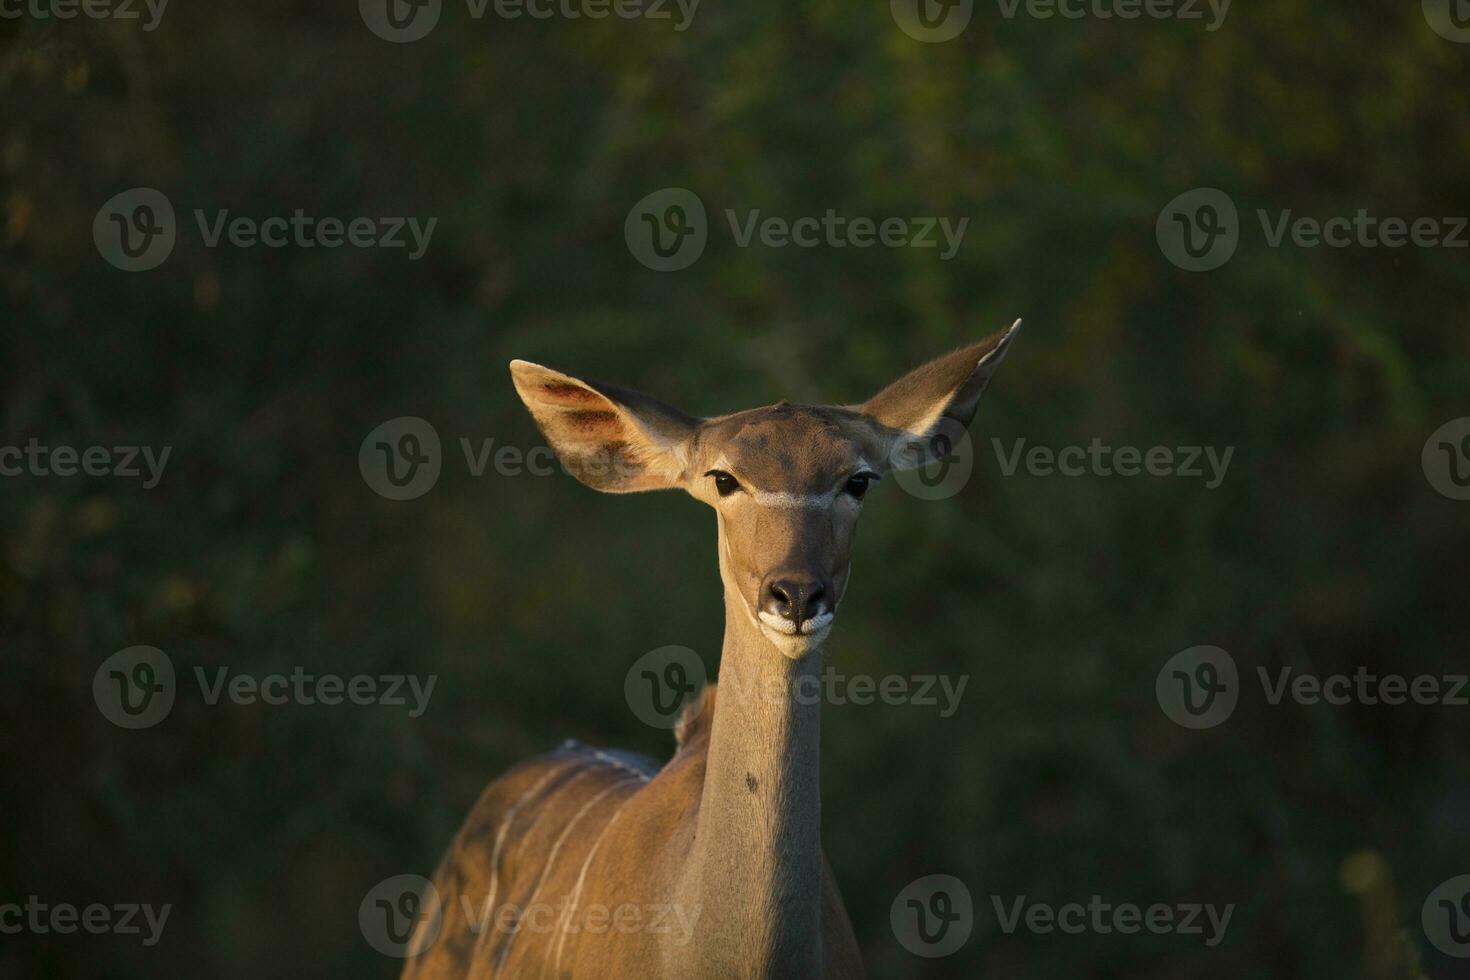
[858,319,1021,472]
[509,360,698,493]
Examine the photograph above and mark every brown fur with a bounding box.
[402,684,863,979]
[405,325,1018,979]
[674,686,717,749]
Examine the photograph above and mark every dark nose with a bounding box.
[762,576,831,629]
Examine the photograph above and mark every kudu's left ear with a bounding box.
[509,360,699,493]
[858,319,1021,472]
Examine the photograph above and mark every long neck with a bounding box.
[674,590,825,978]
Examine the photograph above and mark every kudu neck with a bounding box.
[672,589,825,977]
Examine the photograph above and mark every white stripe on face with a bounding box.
[710,455,876,509]
[747,490,838,509]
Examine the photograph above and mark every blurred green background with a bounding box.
[3,0,1469,977]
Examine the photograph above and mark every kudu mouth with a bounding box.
[757,609,836,637]
[756,616,835,659]
[738,561,842,657]
[751,580,839,658]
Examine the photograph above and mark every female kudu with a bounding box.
[401,321,1019,979]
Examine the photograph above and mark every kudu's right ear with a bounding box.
[858,319,1021,472]
[509,360,699,493]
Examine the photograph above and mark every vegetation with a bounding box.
[2,1,1467,976]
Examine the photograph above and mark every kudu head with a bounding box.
[509,320,1019,659]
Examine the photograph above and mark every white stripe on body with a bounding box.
[549,778,645,974]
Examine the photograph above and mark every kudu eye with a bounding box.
[705,470,741,497]
[845,472,877,499]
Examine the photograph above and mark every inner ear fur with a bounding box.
[858,319,1020,470]
[509,359,698,493]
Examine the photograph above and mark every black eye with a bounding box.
[845,473,875,499]
[706,470,741,497]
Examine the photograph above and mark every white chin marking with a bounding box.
[757,610,834,636]
[757,611,834,657]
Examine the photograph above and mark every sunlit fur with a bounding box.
[404,323,1018,979]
